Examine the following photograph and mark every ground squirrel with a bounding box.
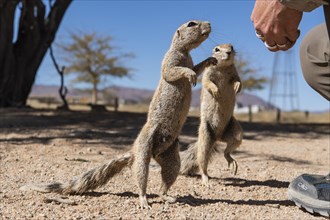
[21,20,217,208]
[180,44,243,184]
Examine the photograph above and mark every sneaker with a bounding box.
[288,173,330,217]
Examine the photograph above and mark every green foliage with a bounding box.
[57,31,133,104]
[60,32,132,81]
[235,55,268,91]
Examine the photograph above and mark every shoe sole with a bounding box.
[288,188,330,217]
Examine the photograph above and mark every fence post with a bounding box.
[114,97,118,112]
[305,111,309,120]
[276,108,281,123]
[248,105,253,122]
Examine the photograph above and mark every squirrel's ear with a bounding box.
[176,30,180,38]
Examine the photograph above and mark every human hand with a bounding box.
[251,0,303,52]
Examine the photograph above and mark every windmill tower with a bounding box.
[268,49,300,111]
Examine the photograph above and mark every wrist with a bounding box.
[278,0,328,12]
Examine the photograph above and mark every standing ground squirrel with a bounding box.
[20,20,217,208]
[180,44,243,185]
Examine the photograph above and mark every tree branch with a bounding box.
[45,0,72,44]
[35,0,46,32]
[49,45,68,109]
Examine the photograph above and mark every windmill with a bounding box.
[268,49,300,111]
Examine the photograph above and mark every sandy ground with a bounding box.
[0,109,329,219]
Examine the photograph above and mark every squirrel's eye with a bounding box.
[230,45,234,51]
[215,48,220,52]
[187,22,197,27]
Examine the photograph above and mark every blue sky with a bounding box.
[36,0,329,111]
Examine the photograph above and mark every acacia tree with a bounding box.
[59,31,132,104]
[235,55,268,91]
[0,0,72,107]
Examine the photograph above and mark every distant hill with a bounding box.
[103,86,154,104]
[29,85,155,104]
[30,85,62,96]
[29,84,275,110]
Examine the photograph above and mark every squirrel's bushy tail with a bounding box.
[20,152,134,195]
[179,143,199,175]
[179,142,219,176]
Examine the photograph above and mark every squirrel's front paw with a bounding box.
[234,82,241,94]
[185,72,197,86]
[206,57,218,66]
[210,86,220,99]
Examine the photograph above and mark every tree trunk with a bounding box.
[92,80,98,105]
[0,0,72,107]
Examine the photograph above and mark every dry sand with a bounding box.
[1,109,329,219]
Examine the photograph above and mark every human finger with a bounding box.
[264,40,279,52]
[255,31,279,52]
[275,38,294,51]
[272,28,299,51]
[286,29,300,45]
[255,30,265,41]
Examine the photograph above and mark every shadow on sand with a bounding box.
[1,109,328,148]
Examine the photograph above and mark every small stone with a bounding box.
[39,213,47,218]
